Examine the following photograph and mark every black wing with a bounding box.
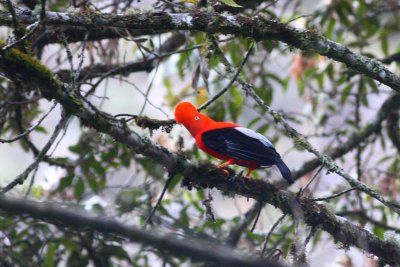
[201,127,280,166]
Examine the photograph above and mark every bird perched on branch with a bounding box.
[174,102,294,184]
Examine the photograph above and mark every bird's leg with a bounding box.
[216,160,234,176]
[244,168,254,180]
[217,161,232,169]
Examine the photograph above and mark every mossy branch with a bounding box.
[1,46,400,265]
[206,35,400,215]
[0,196,286,267]
[1,9,400,93]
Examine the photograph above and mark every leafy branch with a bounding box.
[0,196,286,267]
[0,46,399,264]
[1,9,400,92]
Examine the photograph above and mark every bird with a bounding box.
[174,101,294,184]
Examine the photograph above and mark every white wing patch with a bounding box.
[235,127,274,148]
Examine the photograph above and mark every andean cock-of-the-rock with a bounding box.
[174,101,294,184]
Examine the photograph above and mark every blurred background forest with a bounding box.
[1,0,400,266]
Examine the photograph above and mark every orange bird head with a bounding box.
[174,102,215,137]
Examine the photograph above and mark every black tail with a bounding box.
[275,157,294,184]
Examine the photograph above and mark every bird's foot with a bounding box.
[243,174,252,181]
[213,161,235,176]
[220,168,230,176]
[212,166,232,176]
[217,161,232,169]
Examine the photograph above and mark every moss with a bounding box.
[293,136,310,151]
[135,116,176,133]
[4,48,53,80]
[319,155,342,173]
[0,45,89,116]
[271,111,283,122]
[1,45,56,97]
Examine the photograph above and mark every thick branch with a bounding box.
[0,196,286,267]
[33,27,162,48]
[1,9,400,92]
[2,33,400,266]
[206,34,400,214]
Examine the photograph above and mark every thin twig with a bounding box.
[144,173,175,228]
[139,62,160,116]
[250,202,263,232]
[24,165,39,198]
[254,0,279,16]
[83,45,201,96]
[299,165,324,197]
[0,102,57,143]
[40,0,47,20]
[261,213,286,257]
[5,0,18,31]
[48,118,72,157]
[62,37,77,91]
[1,113,70,193]
[244,83,400,214]
[207,36,400,215]
[74,31,89,86]
[226,201,262,247]
[304,226,318,247]
[337,210,400,233]
[313,187,359,202]
[110,77,170,118]
[1,21,40,53]
[198,40,254,111]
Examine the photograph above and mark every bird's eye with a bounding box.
[194,116,200,121]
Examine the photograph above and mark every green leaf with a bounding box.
[74,179,85,199]
[340,83,354,103]
[116,189,144,210]
[381,35,389,56]
[326,19,336,39]
[256,124,270,134]
[68,144,81,154]
[67,250,89,266]
[35,126,47,133]
[326,63,334,80]
[220,0,242,7]
[298,78,305,96]
[373,226,385,239]
[168,175,183,192]
[107,245,131,261]
[365,77,378,93]
[247,117,260,128]
[44,243,57,267]
[57,175,74,192]
[247,231,264,242]
[87,177,98,192]
[228,86,243,121]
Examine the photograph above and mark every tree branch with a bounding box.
[0,196,287,267]
[206,34,400,215]
[225,201,262,247]
[58,32,187,82]
[1,113,70,193]
[1,9,400,92]
[295,93,400,179]
[2,30,400,266]
[0,102,57,143]
[337,210,400,234]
